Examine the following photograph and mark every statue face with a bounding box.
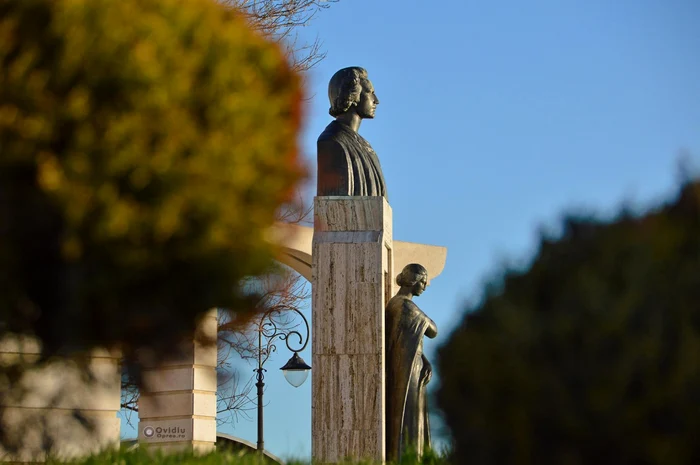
[356,79,379,119]
[412,275,428,296]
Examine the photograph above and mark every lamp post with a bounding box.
[254,307,311,453]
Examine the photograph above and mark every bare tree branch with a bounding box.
[215,269,310,426]
[223,0,338,72]
[120,372,139,428]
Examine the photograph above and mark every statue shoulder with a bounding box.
[318,122,347,156]
[318,121,344,143]
[386,294,407,309]
[317,136,343,154]
[403,299,426,317]
[386,295,421,315]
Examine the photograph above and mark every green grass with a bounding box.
[48,447,451,465]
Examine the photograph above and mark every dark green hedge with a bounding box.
[438,180,700,465]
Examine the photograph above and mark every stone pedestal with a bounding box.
[0,337,121,462]
[312,196,393,463]
[138,310,218,453]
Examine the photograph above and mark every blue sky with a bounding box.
[122,0,700,459]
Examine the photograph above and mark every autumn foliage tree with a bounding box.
[437,179,700,465]
[0,0,304,362]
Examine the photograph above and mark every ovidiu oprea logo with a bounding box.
[142,425,188,440]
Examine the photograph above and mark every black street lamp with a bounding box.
[254,307,311,453]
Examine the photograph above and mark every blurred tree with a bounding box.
[0,0,304,361]
[437,179,700,465]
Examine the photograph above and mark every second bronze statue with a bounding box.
[317,67,387,198]
[386,264,438,462]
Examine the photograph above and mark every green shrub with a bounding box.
[437,180,700,465]
[0,0,304,357]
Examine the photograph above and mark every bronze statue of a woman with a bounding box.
[386,264,438,462]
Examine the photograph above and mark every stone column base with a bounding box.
[312,196,393,463]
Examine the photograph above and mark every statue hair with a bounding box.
[328,67,368,117]
[396,264,428,288]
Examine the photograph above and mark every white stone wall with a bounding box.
[0,336,121,462]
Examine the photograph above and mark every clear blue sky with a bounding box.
[122,0,700,459]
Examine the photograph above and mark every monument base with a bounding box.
[312,196,392,463]
[138,309,218,454]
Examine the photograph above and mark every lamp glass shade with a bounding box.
[280,352,311,388]
[283,369,309,388]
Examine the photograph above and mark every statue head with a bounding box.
[328,67,379,119]
[396,263,428,296]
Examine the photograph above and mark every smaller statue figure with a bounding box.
[317,66,387,197]
[386,264,438,462]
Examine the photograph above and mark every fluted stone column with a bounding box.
[0,337,121,462]
[312,196,393,463]
[138,309,218,453]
